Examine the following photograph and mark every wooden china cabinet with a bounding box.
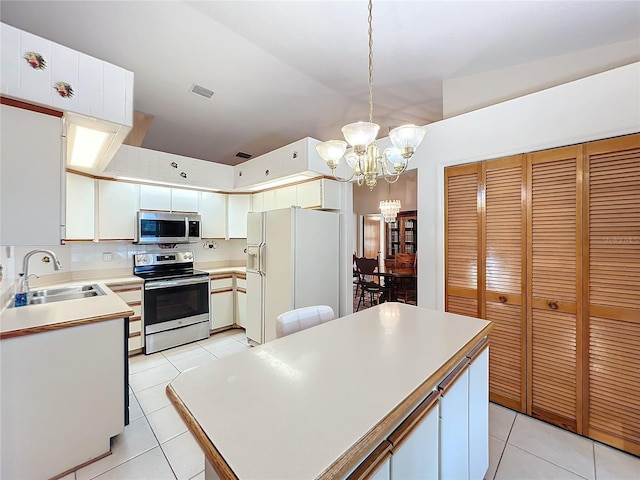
[386,211,417,259]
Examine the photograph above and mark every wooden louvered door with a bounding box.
[583,134,640,455]
[445,163,481,317]
[527,146,583,433]
[481,156,527,412]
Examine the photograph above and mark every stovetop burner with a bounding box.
[134,268,209,281]
[133,251,208,281]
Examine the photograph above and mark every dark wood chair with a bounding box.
[394,253,417,304]
[355,257,390,311]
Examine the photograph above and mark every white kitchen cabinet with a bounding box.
[227,194,250,238]
[200,191,227,238]
[139,184,171,211]
[251,192,264,212]
[297,179,341,210]
[468,346,489,480]
[439,362,470,480]
[262,190,276,211]
[107,282,144,355]
[171,188,199,213]
[65,172,95,241]
[389,392,439,479]
[235,274,247,328]
[98,180,139,240]
[1,104,63,246]
[1,318,125,479]
[1,23,132,127]
[274,185,297,209]
[210,275,234,330]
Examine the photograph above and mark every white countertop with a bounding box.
[0,266,246,338]
[168,302,492,479]
[0,281,133,338]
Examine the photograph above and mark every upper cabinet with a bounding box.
[139,185,171,211]
[65,172,95,241]
[227,195,250,239]
[139,185,198,213]
[250,179,341,212]
[1,22,133,127]
[200,192,227,239]
[98,180,139,240]
[1,104,63,246]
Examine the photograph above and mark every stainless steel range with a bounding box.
[134,251,210,354]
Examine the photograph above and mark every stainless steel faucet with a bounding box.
[21,249,62,293]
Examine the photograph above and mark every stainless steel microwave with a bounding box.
[135,211,201,244]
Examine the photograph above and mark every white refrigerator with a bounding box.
[246,207,340,345]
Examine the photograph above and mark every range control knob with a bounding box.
[135,254,151,265]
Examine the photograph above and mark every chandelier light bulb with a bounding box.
[316,140,347,168]
[341,122,380,152]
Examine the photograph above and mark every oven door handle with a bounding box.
[145,276,209,290]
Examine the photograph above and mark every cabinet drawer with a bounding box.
[130,319,142,335]
[130,304,142,319]
[128,334,143,352]
[211,275,233,290]
[117,290,141,303]
[236,276,247,289]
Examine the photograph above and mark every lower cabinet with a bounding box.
[348,342,489,480]
[389,392,440,479]
[210,275,234,330]
[236,274,247,328]
[440,364,470,480]
[106,281,143,355]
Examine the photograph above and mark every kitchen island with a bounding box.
[0,283,134,479]
[168,303,493,479]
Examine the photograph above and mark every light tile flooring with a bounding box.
[61,328,639,480]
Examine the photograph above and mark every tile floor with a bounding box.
[60,328,639,480]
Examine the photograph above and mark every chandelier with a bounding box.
[315,0,426,190]
[380,182,401,222]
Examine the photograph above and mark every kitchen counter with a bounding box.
[0,266,246,339]
[0,281,134,339]
[167,303,492,479]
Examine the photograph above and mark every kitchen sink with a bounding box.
[10,284,106,307]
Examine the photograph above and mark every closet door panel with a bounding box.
[483,156,526,412]
[445,163,480,317]
[528,146,582,433]
[584,134,640,455]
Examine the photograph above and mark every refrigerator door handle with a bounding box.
[258,243,266,274]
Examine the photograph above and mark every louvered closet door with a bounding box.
[482,156,526,412]
[584,134,640,456]
[527,146,582,433]
[445,163,480,317]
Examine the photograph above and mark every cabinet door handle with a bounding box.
[498,295,507,303]
[548,301,558,310]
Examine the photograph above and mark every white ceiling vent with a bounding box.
[190,84,215,99]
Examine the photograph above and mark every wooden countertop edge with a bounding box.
[318,321,494,479]
[0,309,135,340]
[167,321,493,480]
[166,384,239,480]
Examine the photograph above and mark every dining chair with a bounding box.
[275,305,335,339]
[355,257,390,311]
[392,253,417,304]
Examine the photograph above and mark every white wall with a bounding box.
[443,39,640,118]
[414,62,640,310]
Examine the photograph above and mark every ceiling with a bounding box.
[2,1,639,167]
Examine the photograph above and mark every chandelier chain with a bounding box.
[368,0,374,124]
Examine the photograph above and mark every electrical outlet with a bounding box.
[102,252,113,262]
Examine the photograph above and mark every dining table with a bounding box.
[376,264,417,303]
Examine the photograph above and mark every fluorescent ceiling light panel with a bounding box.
[245,174,318,191]
[68,125,110,168]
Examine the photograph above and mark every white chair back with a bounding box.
[275,305,335,339]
